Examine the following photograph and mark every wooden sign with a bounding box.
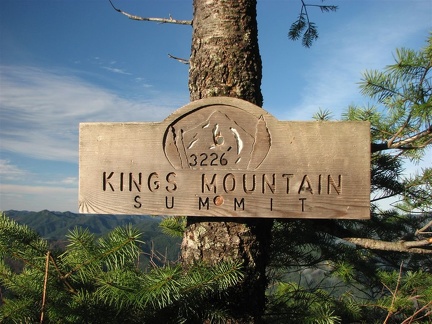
[79,97,370,219]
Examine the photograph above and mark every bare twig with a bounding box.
[383,262,404,324]
[139,241,169,269]
[40,252,50,324]
[416,220,432,236]
[49,254,76,294]
[109,0,192,26]
[168,54,189,64]
[401,301,432,324]
[371,191,400,203]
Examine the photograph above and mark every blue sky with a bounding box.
[0,0,431,212]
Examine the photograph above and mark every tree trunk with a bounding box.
[188,0,263,106]
[182,0,272,322]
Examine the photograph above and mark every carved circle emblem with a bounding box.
[163,103,271,170]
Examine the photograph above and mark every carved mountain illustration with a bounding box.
[163,106,271,170]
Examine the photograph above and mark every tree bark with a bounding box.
[182,0,272,322]
[188,0,263,106]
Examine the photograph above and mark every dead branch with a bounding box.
[343,237,432,254]
[168,54,189,64]
[40,252,50,324]
[109,0,192,26]
[49,254,76,294]
[383,262,404,324]
[416,220,432,236]
[401,301,432,324]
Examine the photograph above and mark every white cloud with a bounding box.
[30,177,78,187]
[0,65,187,162]
[102,66,131,75]
[61,177,78,185]
[0,184,75,194]
[0,159,28,181]
[0,183,78,212]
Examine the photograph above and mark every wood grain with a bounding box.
[79,97,370,219]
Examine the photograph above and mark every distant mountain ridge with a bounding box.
[4,210,159,239]
[3,210,180,261]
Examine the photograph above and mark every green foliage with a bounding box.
[5,210,182,266]
[267,215,432,321]
[313,108,333,121]
[5,210,159,239]
[0,211,48,261]
[289,1,338,48]
[267,36,432,323]
[348,35,431,160]
[342,36,432,214]
[1,32,431,324]
[395,167,432,213]
[266,281,356,323]
[0,212,244,323]
[159,216,186,238]
[368,268,432,322]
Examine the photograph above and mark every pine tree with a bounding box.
[2,37,430,323]
[0,212,244,323]
[266,35,431,323]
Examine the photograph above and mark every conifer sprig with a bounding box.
[0,212,244,323]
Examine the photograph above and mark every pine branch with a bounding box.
[343,237,432,254]
[370,191,399,203]
[288,1,337,47]
[371,125,432,152]
[160,216,186,237]
[387,114,412,147]
[0,213,48,272]
[63,226,141,280]
[94,261,243,314]
[109,0,192,26]
[304,4,338,12]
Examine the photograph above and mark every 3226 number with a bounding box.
[189,152,227,167]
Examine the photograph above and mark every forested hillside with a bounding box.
[4,210,181,263]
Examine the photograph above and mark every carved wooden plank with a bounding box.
[79,97,370,219]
